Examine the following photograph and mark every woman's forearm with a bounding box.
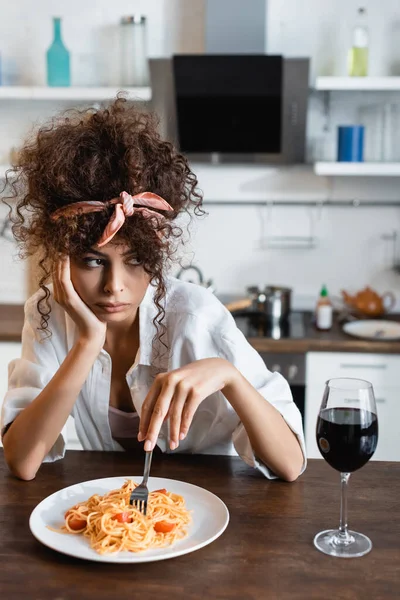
[3,338,101,480]
[223,367,304,482]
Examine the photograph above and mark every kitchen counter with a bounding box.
[1,304,400,355]
[245,312,400,354]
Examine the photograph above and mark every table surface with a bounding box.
[0,450,399,600]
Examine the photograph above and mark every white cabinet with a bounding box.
[305,352,400,461]
[0,341,82,450]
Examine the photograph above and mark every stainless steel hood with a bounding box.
[205,0,266,54]
[149,1,309,164]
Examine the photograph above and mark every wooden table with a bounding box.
[0,450,399,599]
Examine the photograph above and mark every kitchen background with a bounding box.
[1,0,400,461]
[0,0,400,307]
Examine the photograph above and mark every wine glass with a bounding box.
[314,378,378,558]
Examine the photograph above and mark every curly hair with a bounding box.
[2,96,203,348]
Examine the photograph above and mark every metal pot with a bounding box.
[263,286,292,322]
[247,285,292,322]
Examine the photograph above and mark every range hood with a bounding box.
[173,54,283,154]
[149,1,309,164]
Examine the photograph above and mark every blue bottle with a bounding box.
[46,17,70,87]
[337,126,364,162]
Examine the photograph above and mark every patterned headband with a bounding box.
[50,191,174,247]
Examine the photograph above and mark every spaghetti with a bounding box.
[60,480,192,554]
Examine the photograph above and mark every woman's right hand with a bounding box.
[53,255,107,347]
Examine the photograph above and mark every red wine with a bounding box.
[316,408,378,472]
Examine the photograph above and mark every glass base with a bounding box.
[314,529,372,558]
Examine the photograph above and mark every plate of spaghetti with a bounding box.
[29,476,229,563]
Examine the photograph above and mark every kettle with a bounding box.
[176,265,215,293]
[341,286,396,317]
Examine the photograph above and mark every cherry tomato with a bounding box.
[113,512,133,524]
[154,520,175,533]
[67,517,87,531]
[65,508,87,531]
[64,505,79,519]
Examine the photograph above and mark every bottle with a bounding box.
[46,17,70,87]
[120,15,150,87]
[315,285,333,331]
[348,7,369,77]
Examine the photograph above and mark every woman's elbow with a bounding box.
[13,467,37,481]
[3,442,38,481]
[281,467,301,483]
[5,457,38,481]
[280,456,304,482]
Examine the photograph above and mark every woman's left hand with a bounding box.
[138,358,237,451]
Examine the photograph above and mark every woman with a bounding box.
[1,98,305,481]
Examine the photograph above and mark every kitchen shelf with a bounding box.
[315,77,400,91]
[203,199,400,207]
[314,162,400,176]
[2,165,400,205]
[0,86,151,101]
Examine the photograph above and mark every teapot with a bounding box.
[176,265,215,293]
[341,286,396,317]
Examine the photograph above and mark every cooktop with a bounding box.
[232,310,306,340]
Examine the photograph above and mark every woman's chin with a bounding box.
[93,306,136,325]
[98,313,130,323]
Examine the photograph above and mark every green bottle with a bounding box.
[348,7,369,77]
[46,17,70,87]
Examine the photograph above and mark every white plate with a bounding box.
[29,476,229,563]
[343,319,400,341]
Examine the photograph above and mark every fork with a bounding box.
[129,450,153,515]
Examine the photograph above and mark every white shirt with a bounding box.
[1,277,306,479]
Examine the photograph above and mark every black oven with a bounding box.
[258,352,305,426]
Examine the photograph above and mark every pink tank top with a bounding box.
[108,346,141,448]
[108,406,140,439]
[108,406,142,451]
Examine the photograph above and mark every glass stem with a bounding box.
[338,472,351,541]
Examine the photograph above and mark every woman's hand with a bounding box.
[53,255,107,347]
[138,358,238,451]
